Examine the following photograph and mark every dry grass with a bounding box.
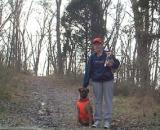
[112,95,160,128]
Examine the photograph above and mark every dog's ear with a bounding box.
[78,88,83,92]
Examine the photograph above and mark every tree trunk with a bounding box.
[56,0,63,75]
[0,0,2,27]
[131,0,152,88]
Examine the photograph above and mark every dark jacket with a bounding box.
[83,51,120,88]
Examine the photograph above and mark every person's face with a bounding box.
[93,43,103,53]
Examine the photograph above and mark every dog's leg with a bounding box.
[86,103,94,127]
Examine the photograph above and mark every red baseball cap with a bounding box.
[92,37,103,44]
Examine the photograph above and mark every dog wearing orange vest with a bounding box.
[76,88,94,126]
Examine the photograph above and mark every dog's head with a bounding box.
[78,88,89,99]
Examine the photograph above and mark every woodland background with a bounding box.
[0,0,160,129]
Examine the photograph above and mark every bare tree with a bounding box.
[7,0,24,71]
[20,0,33,72]
[130,0,160,88]
[56,0,63,75]
[27,18,47,76]
[47,12,56,75]
[0,0,2,27]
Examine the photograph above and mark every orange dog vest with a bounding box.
[76,98,93,123]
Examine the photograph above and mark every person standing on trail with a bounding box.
[82,36,120,129]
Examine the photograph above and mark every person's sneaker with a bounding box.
[104,121,110,129]
[92,120,100,128]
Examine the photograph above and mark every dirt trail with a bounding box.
[0,76,159,130]
[0,76,80,129]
